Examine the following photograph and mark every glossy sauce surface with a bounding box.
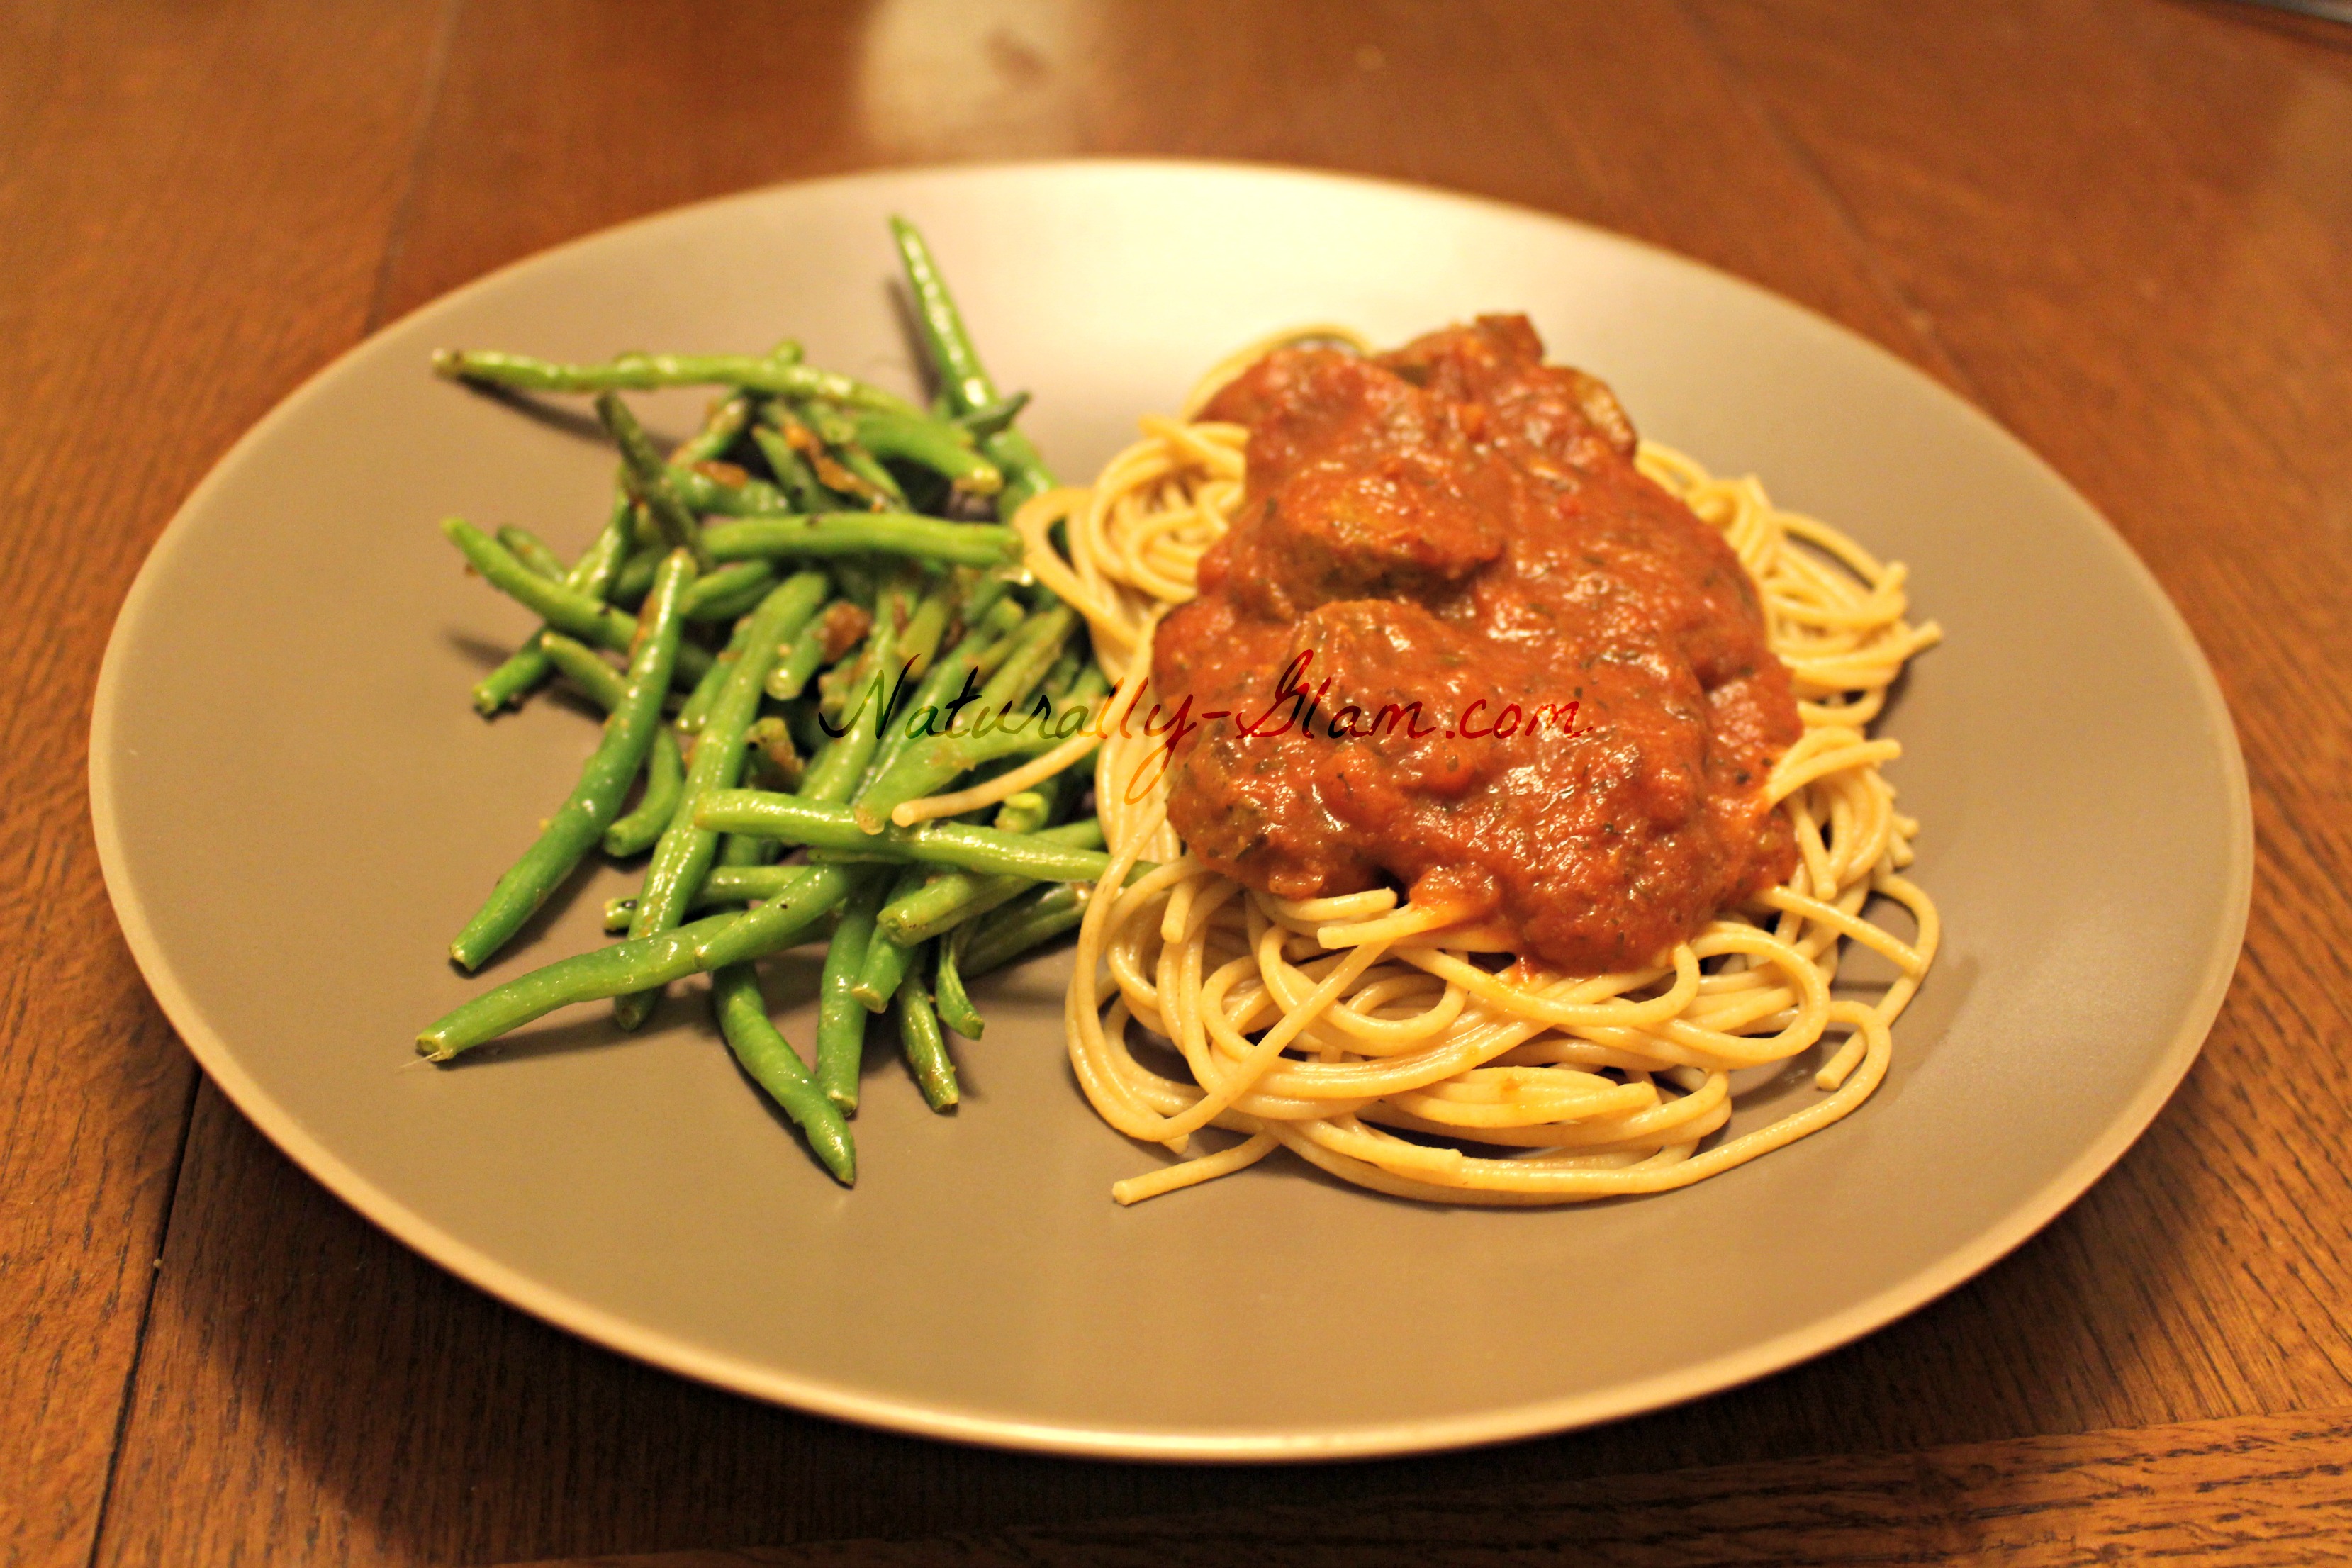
[1152,318,1801,972]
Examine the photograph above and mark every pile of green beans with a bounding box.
[420,219,1103,1187]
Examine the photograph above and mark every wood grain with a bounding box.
[502,1404,2352,1566]
[7,0,2351,1562]
[0,3,447,1565]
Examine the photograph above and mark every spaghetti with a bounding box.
[917,327,1942,1205]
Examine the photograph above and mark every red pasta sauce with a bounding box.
[1149,316,1802,973]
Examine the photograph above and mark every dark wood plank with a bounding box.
[0,2,447,1564]
[502,1404,2352,1567]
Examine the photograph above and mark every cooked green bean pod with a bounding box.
[447,551,695,972]
[748,423,834,514]
[681,560,780,622]
[817,870,890,1110]
[672,393,751,466]
[793,399,907,505]
[536,630,693,848]
[851,409,1002,497]
[711,964,856,1185]
[603,727,683,858]
[442,517,712,686]
[890,978,958,1111]
[471,493,635,715]
[597,393,712,569]
[954,391,1030,442]
[433,347,916,413]
[764,598,863,701]
[797,573,916,804]
[534,630,625,708]
[874,818,1105,946]
[419,864,853,1059]
[694,790,1115,881]
[668,461,790,517]
[851,607,1078,827]
[674,612,756,735]
[702,513,1018,570]
[960,881,1091,978]
[933,931,985,1041]
[851,866,929,1012]
[887,216,1057,517]
[495,525,567,581]
[616,571,829,1028]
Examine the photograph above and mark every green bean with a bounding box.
[890,216,996,418]
[442,517,713,687]
[887,216,1057,517]
[797,574,913,805]
[710,964,856,1185]
[955,391,1030,442]
[611,542,662,605]
[861,593,1023,785]
[764,598,858,701]
[701,513,1019,570]
[600,861,822,929]
[681,560,779,622]
[817,870,889,1110]
[616,572,829,1027]
[851,409,1001,497]
[418,865,853,1059]
[673,393,751,466]
[471,650,551,717]
[535,631,625,708]
[675,612,756,734]
[767,401,884,508]
[851,866,929,1012]
[603,726,683,857]
[496,525,566,581]
[471,493,634,715]
[597,393,712,569]
[795,400,907,505]
[818,599,912,728]
[744,715,802,793]
[696,863,858,970]
[961,882,1090,978]
[868,766,1090,944]
[717,828,776,870]
[875,819,1105,946]
[871,662,1108,834]
[534,630,693,850]
[750,420,839,514]
[694,790,1116,882]
[995,752,1086,832]
[827,555,880,610]
[448,551,695,971]
[669,461,790,517]
[432,347,917,413]
[534,623,684,856]
[890,977,958,1110]
[851,606,1076,827]
[933,930,984,1040]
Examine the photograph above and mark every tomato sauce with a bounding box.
[1150,317,1801,973]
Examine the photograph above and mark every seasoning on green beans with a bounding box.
[422,216,1099,1187]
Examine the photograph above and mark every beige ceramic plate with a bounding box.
[91,162,2249,1460]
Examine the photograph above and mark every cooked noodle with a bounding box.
[911,329,1942,1204]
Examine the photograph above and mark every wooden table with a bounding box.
[9,1,2351,1562]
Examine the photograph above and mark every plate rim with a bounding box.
[88,156,2255,1462]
